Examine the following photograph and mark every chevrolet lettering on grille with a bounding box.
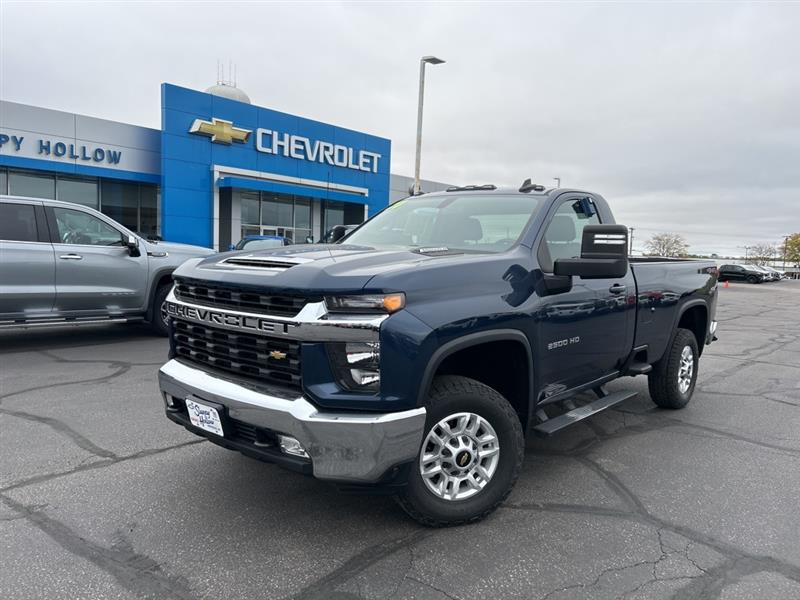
[166,301,296,336]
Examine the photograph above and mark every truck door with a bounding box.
[0,200,55,319]
[46,205,148,314]
[534,196,636,394]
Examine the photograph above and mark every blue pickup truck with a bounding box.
[158,182,718,526]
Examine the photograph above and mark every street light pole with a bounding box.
[783,235,789,270]
[553,177,561,188]
[413,55,445,196]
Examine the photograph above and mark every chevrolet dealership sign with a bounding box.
[189,117,382,173]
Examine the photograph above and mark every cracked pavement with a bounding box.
[1,281,799,599]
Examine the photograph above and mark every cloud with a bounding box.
[1,1,798,254]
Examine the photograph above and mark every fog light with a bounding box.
[164,393,175,408]
[327,342,380,392]
[278,435,309,458]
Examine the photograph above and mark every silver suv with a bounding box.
[0,195,213,334]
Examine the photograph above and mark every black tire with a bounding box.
[396,375,524,527]
[747,275,759,284]
[150,283,172,336]
[648,328,699,409]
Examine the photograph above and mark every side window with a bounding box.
[538,198,601,272]
[0,202,39,242]
[52,207,123,246]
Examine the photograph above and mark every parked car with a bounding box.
[761,266,786,280]
[718,264,767,284]
[159,182,718,526]
[749,265,779,281]
[229,235,290,251]
[0,195,213,335]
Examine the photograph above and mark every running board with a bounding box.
[0,316,143,330]
[532,390,638,437]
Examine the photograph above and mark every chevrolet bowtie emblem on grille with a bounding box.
[189,117,251,145]
[269,350,287,361]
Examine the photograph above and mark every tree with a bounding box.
[780,233,800,266]
[644,233,689,257]
[748,243,777,266]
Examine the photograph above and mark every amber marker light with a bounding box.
[382,293,405,313]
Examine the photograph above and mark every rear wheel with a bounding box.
[396,375,524,527]
[648,328,699,409]
[150,283,172,336]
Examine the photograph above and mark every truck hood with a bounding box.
[143,239,215,258]
[172,243,514,296]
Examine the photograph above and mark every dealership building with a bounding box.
[0,82,449,249]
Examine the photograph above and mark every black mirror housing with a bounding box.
[126,234,141,257]
[329,225,347,243]
[553,224,629,279]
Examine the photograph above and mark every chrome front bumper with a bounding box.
[159,359,426,483]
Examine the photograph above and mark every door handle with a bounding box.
[59,254,83,260]
[609,284,627,294]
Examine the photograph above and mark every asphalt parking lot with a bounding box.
[1,280,799,600]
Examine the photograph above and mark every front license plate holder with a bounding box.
[185,396,225,437]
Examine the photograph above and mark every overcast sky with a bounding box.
[2,1,798,256]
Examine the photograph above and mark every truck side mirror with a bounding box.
[329,225,347,243]
[126,234,141,257]
[553,225,628,279]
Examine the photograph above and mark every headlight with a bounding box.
[325,293,405,314]
[328,341,381,392]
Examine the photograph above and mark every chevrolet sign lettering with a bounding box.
[166,301,295,336]
[256,129,381,173]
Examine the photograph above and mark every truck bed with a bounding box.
[630,259,717,363]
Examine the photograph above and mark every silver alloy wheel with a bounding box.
[678,345,694,394]
[419,412,500,501]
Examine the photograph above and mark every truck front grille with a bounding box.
[174,279,316,318]
[172,319,301,389]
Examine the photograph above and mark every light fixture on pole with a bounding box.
[413,55,445,195]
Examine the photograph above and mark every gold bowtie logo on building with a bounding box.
[189,117,251,145]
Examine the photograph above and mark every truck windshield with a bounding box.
[344,194,543,253]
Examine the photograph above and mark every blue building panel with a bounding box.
[160,83,391,247]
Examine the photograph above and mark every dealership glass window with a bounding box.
[101,180,139,231]
[57,177,98,209]
[261,193,293,227]
[239,190,315,243]
[323,200,363,231]
[0,169,7,194]
[139,185,159,238]
[295,197,311,229]
[241,191,260,225]
[8,171,55,199]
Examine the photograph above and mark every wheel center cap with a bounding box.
[455,450,473,469]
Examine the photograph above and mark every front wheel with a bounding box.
[648,328,699,409]
[396,375,524,527]
[747,275,759,284]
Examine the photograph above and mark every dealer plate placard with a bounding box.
[185,398,224,437]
